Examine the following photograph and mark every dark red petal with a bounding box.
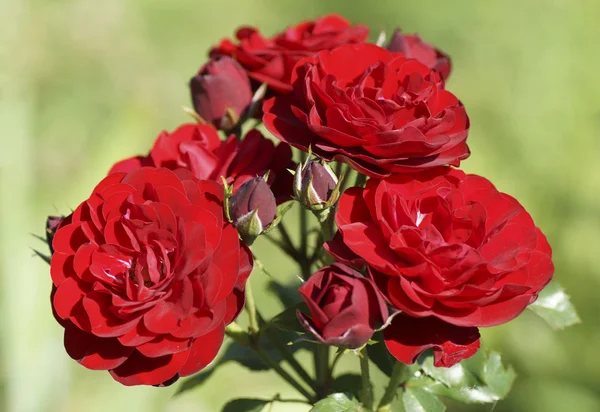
[384,314,480,367]
[64,323,133,370]
[110,349,190,386]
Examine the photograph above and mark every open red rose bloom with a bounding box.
[50,168,252,385]
[263,43,470,178]
[328,168,554,366]
[109,124,294,203]
[211,14,369,92]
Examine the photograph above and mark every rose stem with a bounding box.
[244,281,259,334]
[225,324,316,403]
[314,345,330,398]
[257,313,316,390]
[359,348,374,410]
[376,361,406,411]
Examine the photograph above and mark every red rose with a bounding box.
[109,124,294,203]
[297,263,388,349]
[50,168,253,385]
[190,56,253,131]
[210,14,368,93]
[263,43,470,178]
[387,29,452,83]
[327,168,553,365]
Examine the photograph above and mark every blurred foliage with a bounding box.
[1,0,599,411]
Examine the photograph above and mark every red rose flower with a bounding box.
[387,29,452,83]
[263,43,470,178]
[50,168,253,385]
[109,124,294,203]
[297,263,388,349]
[327,168,553,366]
[210,14,368,93]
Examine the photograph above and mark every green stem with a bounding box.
[277,223,297,257]
[314,345,330,398]
[377,362,406,412]
[300,206,308,260]
[256,346,316,402]
[263,233,298,260]
[225,326,316,402]
[359,348,374,410]
[244,281,259,334]
[261,317,316,390]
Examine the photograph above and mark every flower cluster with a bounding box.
[45,13,554,393]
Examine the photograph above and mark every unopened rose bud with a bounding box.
[228,177,276,244]
[46,215,64,254]
[294,161,342,223]
[190,56,253,131]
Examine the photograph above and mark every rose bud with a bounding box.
[294,161,338,206]
[297,263,388,349]
[190,56,253,131]
[386,29,452,82]
[46,215,64,254]
[228,177,277,244]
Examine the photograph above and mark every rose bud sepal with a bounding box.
[293,156,344,223]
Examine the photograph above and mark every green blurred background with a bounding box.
[1,0,599,411]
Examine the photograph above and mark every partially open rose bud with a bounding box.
[294,160,342,223]
[190,56,253,131]
[228,177,276,244]
[297,263,388,349]
[46,215,64,254]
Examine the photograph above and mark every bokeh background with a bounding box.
[1,0,599,411]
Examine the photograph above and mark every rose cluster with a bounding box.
[46,13,553,388]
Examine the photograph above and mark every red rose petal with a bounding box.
[64,323,133,370]
[384,314,480,367]
[110,349,190,386]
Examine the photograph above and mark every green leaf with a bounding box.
[528,281,581,330]
[310,393,366,412]
[366,332,394,377]
[222,398,269,412]
[417,350,515,404]
[480,352,516,398]
[403,387,445,412]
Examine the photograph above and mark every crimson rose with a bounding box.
[387,29,452,83]
[109,124,293,203]
[263,43,470,178]
[210,14,368,93]
[327,168,553,366]
[297,263,388,348]
[50,168,252,385]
